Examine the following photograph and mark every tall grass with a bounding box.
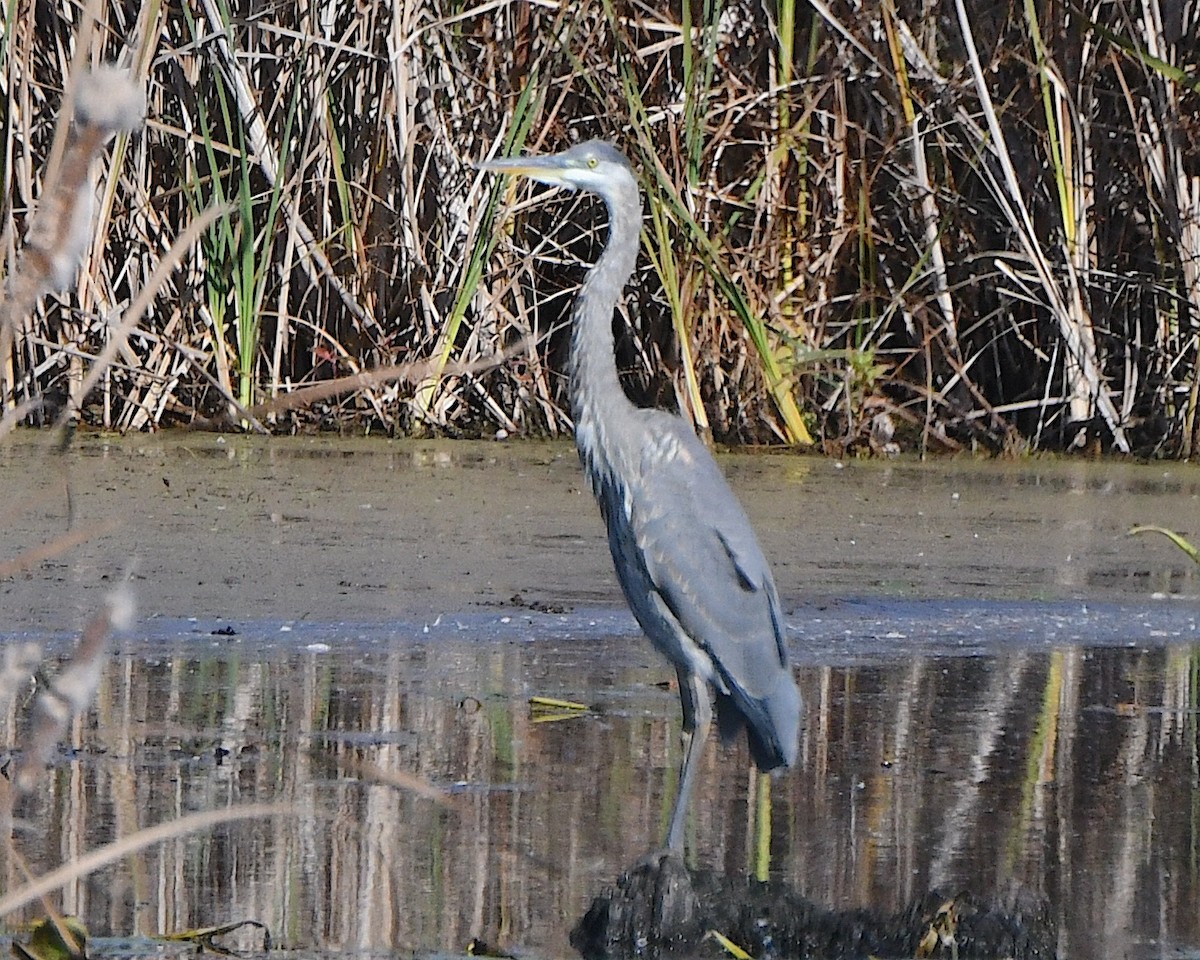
[0,0,1196,453]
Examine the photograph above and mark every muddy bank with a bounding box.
[1,434,1197,633]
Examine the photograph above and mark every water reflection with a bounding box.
[5,615,1200,960]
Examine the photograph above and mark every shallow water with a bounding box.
[3,436,1200,958]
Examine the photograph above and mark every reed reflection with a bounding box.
[4,633,1198,959]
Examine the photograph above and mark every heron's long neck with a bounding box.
[568,186,642,479]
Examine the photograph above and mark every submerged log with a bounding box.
[571,852,1056,960]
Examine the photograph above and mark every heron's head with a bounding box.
[480,140,635,199]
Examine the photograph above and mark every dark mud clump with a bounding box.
[572,853,1056,959]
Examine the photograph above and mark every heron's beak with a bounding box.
[478,154,575,189]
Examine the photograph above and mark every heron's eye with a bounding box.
[587,157,598,169]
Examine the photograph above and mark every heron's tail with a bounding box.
[715,667,801,771]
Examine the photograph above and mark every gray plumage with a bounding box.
[482,139,801,850]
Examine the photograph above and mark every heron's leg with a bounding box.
[666,669,712,851]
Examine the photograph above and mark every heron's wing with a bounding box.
[629,419,788,698]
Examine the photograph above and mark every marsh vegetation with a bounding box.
[0,0,1196,453]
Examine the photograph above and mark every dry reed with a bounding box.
[0,0,1196,453]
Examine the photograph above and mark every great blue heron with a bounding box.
[482,140,801,851]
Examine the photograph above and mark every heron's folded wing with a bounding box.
[631,426,788,698]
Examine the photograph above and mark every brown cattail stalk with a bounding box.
[0,66,144,410]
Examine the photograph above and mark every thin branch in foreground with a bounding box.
[0,519,122,580]
[0,400,45,442]
[349,759,459,806]
[0,803,297,918]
